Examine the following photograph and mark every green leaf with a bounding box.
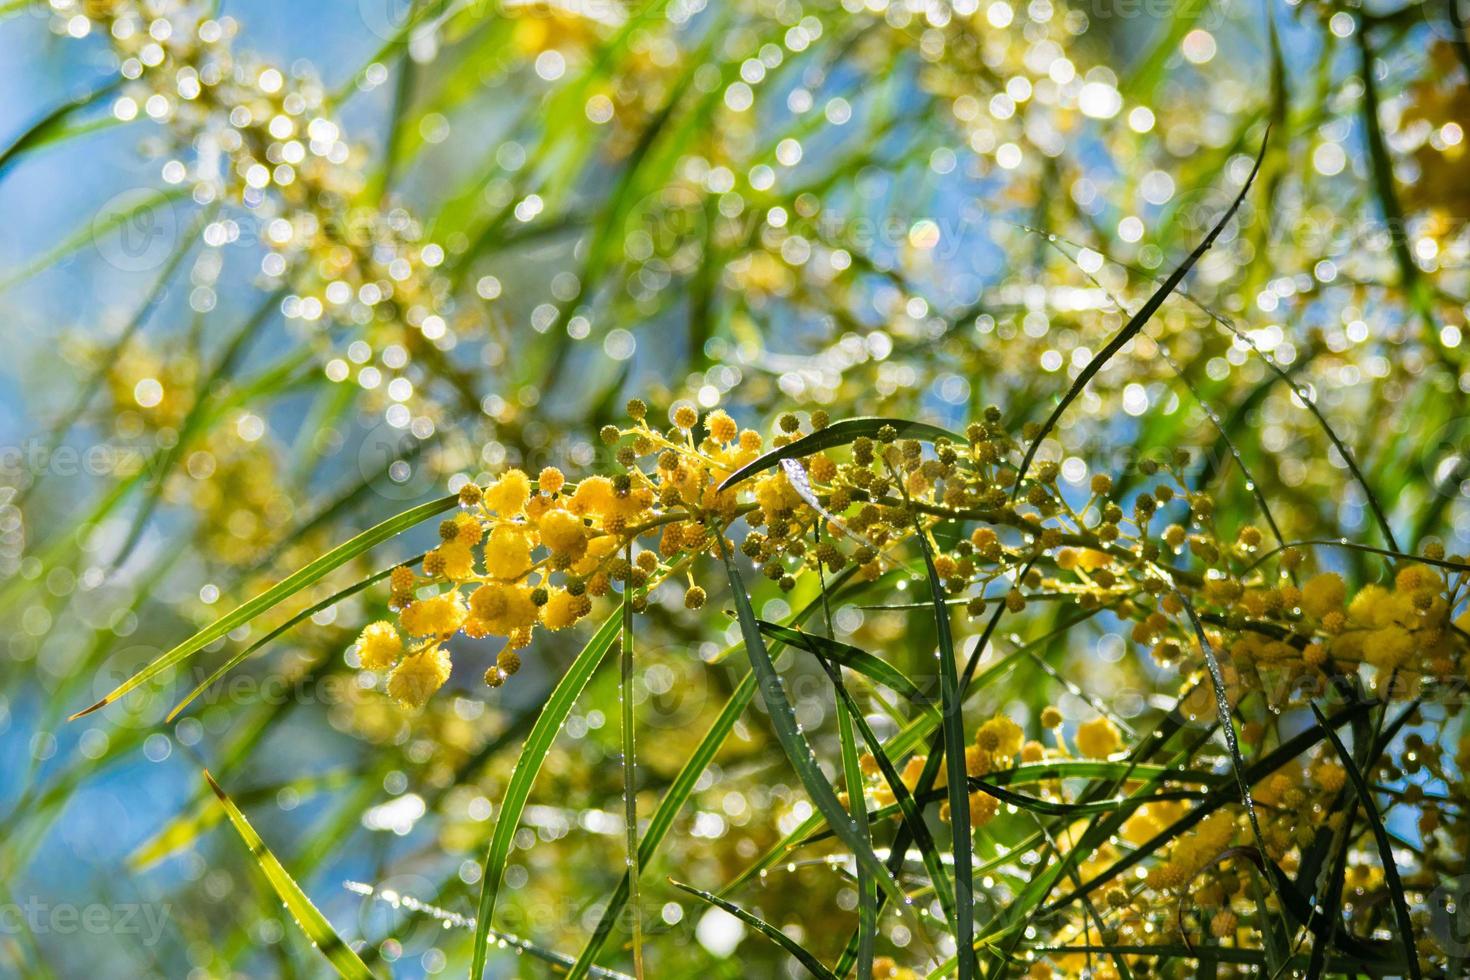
[70,494,457,720]
[1011,129,1270,493]
[134,770,352,869]
[470,611,622,978]
[618,578,645,976]
[167,555,422,722]
[0,184,193,291]
[717,416,965,491]
[820,639,956,929]
[836,685,877,978]
[567,672,758,978]
[714,536,908,910]
[203,771,375,980]
[1174,592,1277,905]
[668,880,839,980]
[0,76,124,177]
[758,620,935,707]
[906,512,976,980]
[1309,702,1421,979]
[1245,538,1470,576]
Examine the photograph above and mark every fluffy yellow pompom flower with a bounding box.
[452,512,485,546]
[1075,716,1122,759]
[399,593,468,637]
[356,621,403,670]
[436,540,477,581]
[1301,573,1346,618]
[1364,626,1416,671]
[1395,565,1438,595]
[1347,584,1394,627]
[538,508,588,558]
[707,409,737,444]
[485,468,531,515]
[1312,761,1348,793]
[484,525,533,579]
[568,476,616,518]
[387,646,452,707]
[468,583,538,636]
[540,588,583,630]
[537,466,565,495]
[968,790,1000,829]
[975,714,1024,761]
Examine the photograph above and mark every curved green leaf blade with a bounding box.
[717,417,964,492]
[470,610,622,977]
[669,880,839,980]
[204,771,375,980]
[714,536,908,910]
[70,494,457,720]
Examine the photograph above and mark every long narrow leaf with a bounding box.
[1012,129,1269,492]
[714,535,908,909]
[203,771,375,980]
[758,620,934,707]
[470,611,622,977]
[70,495,457,720]
[567,672,758,978]
[669,880,839,980]
[1309,703,1421,979]
[718,417,964,492]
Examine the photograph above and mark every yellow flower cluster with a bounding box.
[352,402,778,706]
[1145,810,1238,891]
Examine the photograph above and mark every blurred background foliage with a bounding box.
[1,0,1469,976]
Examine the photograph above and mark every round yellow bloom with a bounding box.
[387,646,452,707]
[1075,716,1121,759]
[1312,762,1348,793]
[538,466,565,495]
[1301,573,1346,618]
[1348,584,1397,628]
[569,476,616,518]
[968,790,1000,828]
[707,410,737,443]
[485,469,531,515]
[975,715,1024,761]
[399,593,467,637]
[1395,565,1438,595]
[1364,626,1416,671]
[356,621,402,670]
[540,588,583,630]
[436,540,477,581]
[468,583,538,636]
[537,508,588,558]
[484,525,533,579]
[453,512,485,546]
[754,471,802,518]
